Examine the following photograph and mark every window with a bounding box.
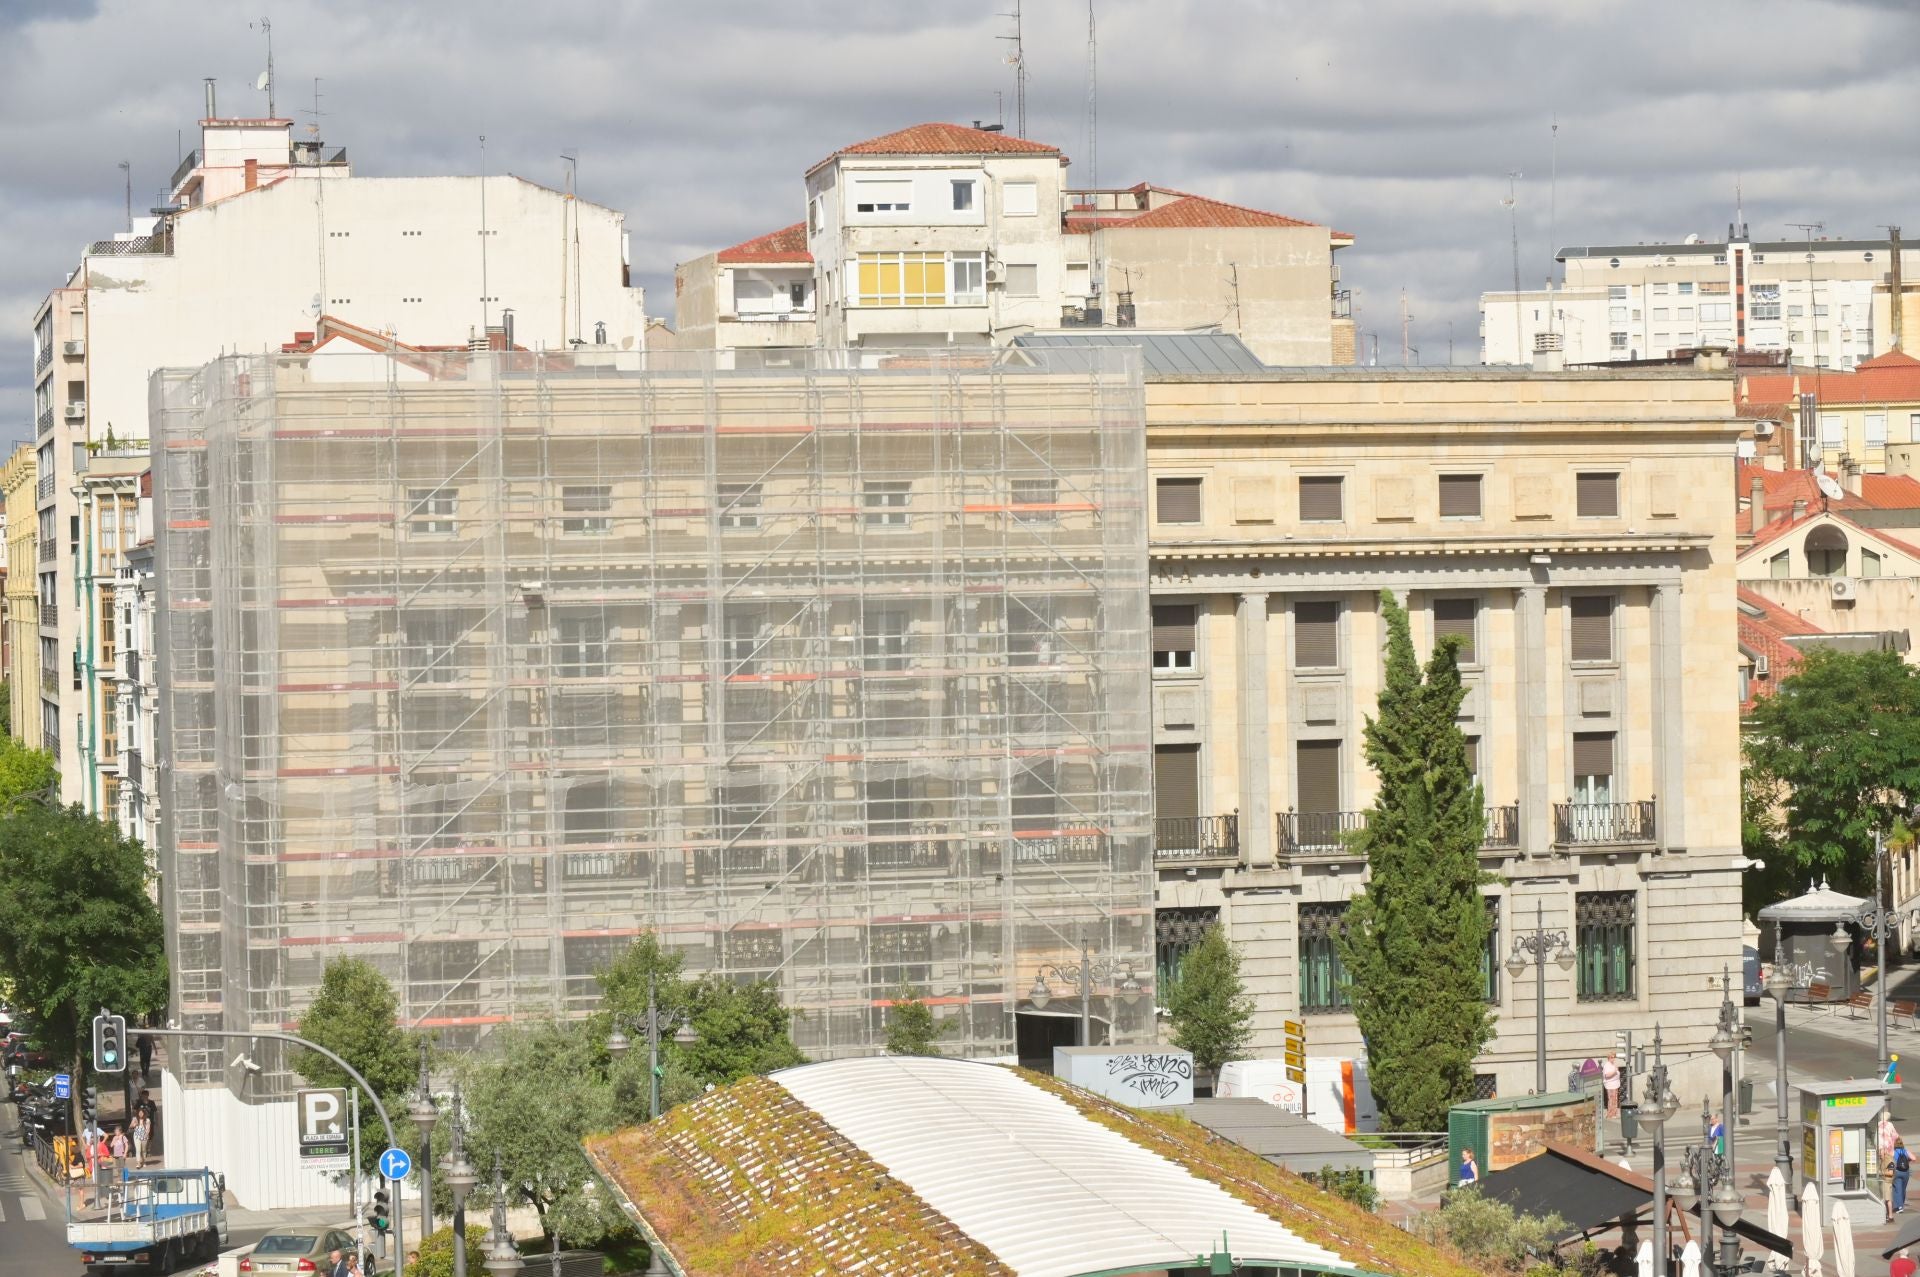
[1156,477,1201,524]
[1299,903,1350,1014]
[1863,548,1884,579]
[856,252,948,306]
[1438,473,1482,519]
[1004,263,1039,297]
[1769,550,1789,579]
[1298,475,1344,522]
[1677,282,1694,296]
[1652,283,1669,296]
[561,484,611,535]
[1678,306,1694,321]
[1700,302,1732,322]
[1790,305,1805,318]
[1002,181,1038,216]
[408,487,456,536]
[863,480,912,527]
[405,611,460,684]
[1866,414,1887,447]
[1011,477,1057,524]
[1569,595,1615,663]
[1008,600,1059,667]
[1156,907,1218,1000]
[1294,601,1339,669]
[951,255,986,304]
[852,179,911,213]
[553,611,609,678]
[863,606,909,671]
[1610,332,1629,350]
[1608,285,1627,301]
[717,482,761,530]
[1576,891,1636,1001]
[951,179,976,211]
[1609,306,1628,323]
[1751,283,1781,321]
[1481,898,1501,1003]
[1652,308,1669,321]
[1432,598,1477,664]
[1701,280,1729,295]
[1152,603,1197,671]
[1911,412,1920,438]
[1572,731,1614,806]
[1155,744,1200,835]
[1814,304,1829,318]
[1575,472,1619,518]
[1821,415,1844,447]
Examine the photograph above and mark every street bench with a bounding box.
[1846,990,1876,1019]
[1894,1000,1920,1030]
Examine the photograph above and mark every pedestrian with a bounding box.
[1884,1114,1902,1221]
[109,1125,129,1167]
[1893,1247,1917,1277]
[1459,1147,1479,1185]
[328,1248,349,1277]
[1710,1111,1726,1159]
[92,1130,111,1207]
[1897,1137,1912,1215]
[130,1113,149,1168]
[1602,1052,1622,1120]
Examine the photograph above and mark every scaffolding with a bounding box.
[151,347,1152,1089]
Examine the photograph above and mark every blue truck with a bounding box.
[67,1166,230,1274]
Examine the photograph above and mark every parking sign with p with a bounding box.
[297,1087,350,1170]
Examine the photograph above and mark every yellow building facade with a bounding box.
[2,445,40,747]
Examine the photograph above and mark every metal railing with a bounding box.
[1552,800,1656,846]
[36,473,54,500]
[1153,814,1240,864]
[170,148,201,190]
[38,538,55,562]
[1482,804,1520,849]
[85,232,170,257]
[1278,809,1369,856]
[35,344,52,372]
[40,602,58,630]
[36,407,53,438]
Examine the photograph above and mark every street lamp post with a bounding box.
[1708,970,1742,1274]
[482,1151,524,1276]
[1766,920,1819,1193]
[1504,901,1576,1095]
[608,974,698,1122]
[1026,942,1144,1047]
[1637,1026,1681,1277]
[407,1041,438,1240]
[441,1084,480,1277]
[1847,830,1915,1082]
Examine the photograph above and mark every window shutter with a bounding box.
[1464,735,1481,778]
[1438,473,1482,518]
[1569,595,1614,662]
[1294,601,1339,668]
[1572,732,1615,779]
[1432,598,1477,663]
[1296,740,1341,814]
[1151,604,1197,652]
[1156,478,1201,524]
[1299,475,1344,522]
[1576,472,1620,517]
[1154,746,1200,823]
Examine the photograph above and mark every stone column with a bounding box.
[1514,586,1550,854]
[1650,582,1686,851]
[1237,591,1275,868]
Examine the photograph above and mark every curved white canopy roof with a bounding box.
[774,1054,1354,1277]
[1758,879,1869,923]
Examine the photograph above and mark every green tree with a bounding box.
[0,735,57,809]
[462,1019,631,1246]
[592,931,693,1046]
[1337,591,1494,1131]
[1743,648,1920,902]
[678,976,807,1086]
[292,956,416,1172]
[0,680,10,738]
[409,1224,492,1277]
[883,984,950,1057]
[1164,925,1254,1077]
[0,803,166,1104]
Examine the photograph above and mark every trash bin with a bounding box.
[1739,1078,1754,1115]
[1620,1104,1639,1143]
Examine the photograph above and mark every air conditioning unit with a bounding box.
[62,339,85,358]
[1755,654,1770,678]
[984,264,1002,284]
[1830,577,1858,600]
[1754,420,1775,438]
[63,403,85,421]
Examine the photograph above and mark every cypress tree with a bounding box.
[1336,591,1494,1130]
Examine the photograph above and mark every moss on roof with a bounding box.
[1021,1070,1485,1277]
[583,1074,1009,1276]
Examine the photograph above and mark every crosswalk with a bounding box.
[0,1155,49,1222]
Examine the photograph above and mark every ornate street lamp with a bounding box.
[1027,942,1143,1047]
[1637,1027,1681,1277]
[482,1151,524,1276]
[441,1084,481,1277]
[407,1041,439,1239]
[1767,920,1820,1193]
[1505,901,1576,1094]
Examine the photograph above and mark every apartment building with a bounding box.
[151,345,1151,1204]
[1,446,37,746]
[116,533,159,860]
[675,123,1354,366]
[1140,361,1746,1096]
[1738,350,1920,473]
[1483,231,1915,368]
[31,86,647,812]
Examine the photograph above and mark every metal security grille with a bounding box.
[1156,477,1201,524]
[1298,475,1344,522]
[1155,905,1218,995]
[1438,473,1482,518]
[1299,902,1351,1013]
[1569,596,1614,662]
[1432,598,1476,663]
[1575,891,1636,1001]
[1576,472,1620,518]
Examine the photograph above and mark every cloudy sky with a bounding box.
[3,0,1916,442]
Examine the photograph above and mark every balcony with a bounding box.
[36,407,53,437]
[1552,800,1656,847]
[1482,804,1521,849]
[125,649,141,684]
[1278,805,1527,858]
[1153,815,1240,866]
[40,602,57,630]
[35,344,51,373]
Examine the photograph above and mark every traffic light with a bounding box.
[371,1187,390,1234]
[92,1013,127,1074]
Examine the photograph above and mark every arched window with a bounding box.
[1805,524,1849,577]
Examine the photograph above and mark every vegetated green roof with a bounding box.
[583,1074,1009,1277]
[1021,1071,1486,1277]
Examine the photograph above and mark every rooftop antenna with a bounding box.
[1502,172,1523,362]
[1085,0,1102,303]
[1547,117,1558,339]
[1735,173,1744,238]
[479,134,492,331]
[999,1,1026,138]
[118,160,131,233]
[560,151,581,345]
[250,16,275,117]
[1400,289,1412,365]
[304,78,328,315]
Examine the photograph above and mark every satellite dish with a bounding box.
[255,72,270,91]
[1816,471,1845,501]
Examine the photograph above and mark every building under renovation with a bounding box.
[152,347,1151,1129]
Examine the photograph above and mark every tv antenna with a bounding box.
[1502,172,1523,362]
[999,1,1027,137]
[250,16,275,117]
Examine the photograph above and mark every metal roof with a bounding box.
[1175,1099,1376,1176]
[774,1055,1351,1277]
[1013,330,1269,375]
[1757,880,1870,923]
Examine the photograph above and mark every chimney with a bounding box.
[1843,456,1864,495]
[1750,475,1767,535]
[203,77,216,121]
[1792,497,1808,520]
[485,324,507,352]
[1892,225,1905,351]
[500,308,515,351]
[244,158,258,191]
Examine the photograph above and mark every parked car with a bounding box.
[236,1227,362,1273]
[1744,945,1763,1005]
[5,1039,54,1070]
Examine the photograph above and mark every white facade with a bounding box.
[115,536,158,863]
[33,109,647,807]
[1483,236,1911,367]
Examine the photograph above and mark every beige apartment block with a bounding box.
[2,445,39,747]
[1141,363,1747,1098]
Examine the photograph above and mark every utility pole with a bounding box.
[118,161,131,232]
[1503,172,1523,362]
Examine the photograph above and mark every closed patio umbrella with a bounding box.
[1803,1181,1825,1277]
[1831,1198,1855,1277]
[1767,1167,1791,1272]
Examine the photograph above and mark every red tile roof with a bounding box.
[1108,193,1319,231]
[1741,504,1920,558]
[716,223,811,265]
[809,123,1062,174]
[1740,352,1920,409]
[1738,587,1824,711]
[1737,462,1920,515]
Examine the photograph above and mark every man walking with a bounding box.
[1602,1051,1622,1121]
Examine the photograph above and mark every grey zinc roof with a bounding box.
[1013,330,1269,375]
[1175,1099,1377,1176]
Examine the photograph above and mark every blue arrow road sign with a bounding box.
[378,1147,412,1181]
[52,1074,70,1100]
